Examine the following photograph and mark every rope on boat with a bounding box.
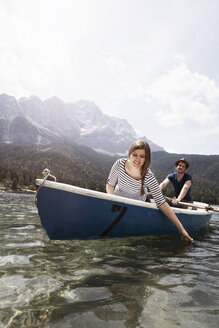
[34,168,56,207]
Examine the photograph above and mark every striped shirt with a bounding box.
[107,158,166,207]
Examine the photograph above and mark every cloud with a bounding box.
[0,4,77,98]
[142,64,219,127]
[105,56,126,72]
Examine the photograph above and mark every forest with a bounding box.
[0,144,218,204]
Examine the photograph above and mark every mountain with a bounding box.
[0,93,164,154]
[0,94,64,146]
[1,93,218,204]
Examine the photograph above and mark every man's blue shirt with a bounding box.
[167,172,192,201]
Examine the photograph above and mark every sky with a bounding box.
[1,0,219,155]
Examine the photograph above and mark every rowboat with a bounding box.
[35,178,213,240]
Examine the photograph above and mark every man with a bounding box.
[160,158,192,206]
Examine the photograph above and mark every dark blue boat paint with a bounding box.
[36,180,212,240]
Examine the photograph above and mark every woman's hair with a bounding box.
[128,140,151,196]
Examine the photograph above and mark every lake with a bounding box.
[0,192,218,328]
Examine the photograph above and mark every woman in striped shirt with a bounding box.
[106,140,193,243]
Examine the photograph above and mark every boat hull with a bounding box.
[36,180,212,240]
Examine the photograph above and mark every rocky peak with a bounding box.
[0,94,22,119]
[0,93,165,153]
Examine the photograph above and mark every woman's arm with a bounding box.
[106,183,115,195]
[159,202,193,242]
[106,160,120,195]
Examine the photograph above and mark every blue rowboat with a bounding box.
[35,179,212,240]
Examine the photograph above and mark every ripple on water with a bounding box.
[157,273,197,287]
[0,255,31,266]
[44,311,127,328]
[0,275,63,309]
[10,225,37,230]
[60,286,113,303]
[5,241,44,248]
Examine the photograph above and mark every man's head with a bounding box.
[175,158,189,174]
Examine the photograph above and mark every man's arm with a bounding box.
[172,180,192,205]
[159,178,170,191]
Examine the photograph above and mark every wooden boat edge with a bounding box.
[35,179,212,217]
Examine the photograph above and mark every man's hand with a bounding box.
[172,198,179,206]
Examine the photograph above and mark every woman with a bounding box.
[106,140,193,243]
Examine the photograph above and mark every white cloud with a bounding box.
[105,56,126,72]
[1,0,219,155]
[0,4,77,98]
[142,64,219,127]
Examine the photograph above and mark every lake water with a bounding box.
[0,192,218,328]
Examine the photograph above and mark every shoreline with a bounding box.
[0,187,36,195]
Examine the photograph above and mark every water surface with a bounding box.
[0,192,218,328]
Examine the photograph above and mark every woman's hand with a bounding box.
[178,227,193,243]
[159,202,193,243]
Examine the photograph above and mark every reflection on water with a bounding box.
[0,192,218,328]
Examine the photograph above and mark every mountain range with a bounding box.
[0,93,164,154]
[0,93,218,203]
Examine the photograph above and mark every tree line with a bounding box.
[0,144,218,204]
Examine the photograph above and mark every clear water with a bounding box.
[0,192,218,328]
